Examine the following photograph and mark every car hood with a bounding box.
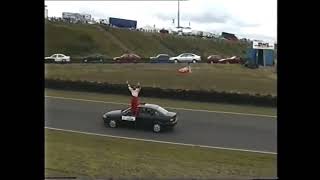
[105,110,122,116]
[166,111,177,117]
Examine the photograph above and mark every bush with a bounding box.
[45,79,276,107]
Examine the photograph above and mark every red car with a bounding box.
[218,56,244,64]
[207,55,244,64]
[113,53,141,63]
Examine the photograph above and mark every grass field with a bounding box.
[45,89,277,116]
[45,128,277,179]
[45,63,277,95]
[45,21,249,58]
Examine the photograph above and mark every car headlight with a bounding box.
[103,114,107,118]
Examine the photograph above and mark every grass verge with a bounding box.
[45,128,277,179]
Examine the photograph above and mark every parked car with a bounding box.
[82,54,110,63]
[45,54,70,63]
[169,53,201,63]
[207,55,224,64]
[218,56,244,64]
[113,53,141,63]
[150,54,171,63]
[102,103,178,133]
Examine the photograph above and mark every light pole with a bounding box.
[177,0,180,28]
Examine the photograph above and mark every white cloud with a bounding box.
[45,0,277,42]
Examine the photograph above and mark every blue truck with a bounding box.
[109,17,137,29]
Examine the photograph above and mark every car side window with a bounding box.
[154,110,160,116]
[140,108,155,116]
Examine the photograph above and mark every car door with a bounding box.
[56,54,63,62]
[121,108,136,126]
[179,54,187,62]
[50,54,57,61]
[136,107,154,128]
[158,55,166,63]
[187,54,194,62]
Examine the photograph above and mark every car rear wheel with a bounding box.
[108,119,117,128]
[153,123,161,133]
[174,60,178,63]
[192,60,196,63]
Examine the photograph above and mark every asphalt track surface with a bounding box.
[45,97,277,153]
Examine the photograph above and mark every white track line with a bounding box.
[45,95,277,118]
[45,127,277,155]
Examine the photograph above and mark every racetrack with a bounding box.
[45,97,277,153]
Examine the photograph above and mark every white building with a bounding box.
[62,12,92,23]
[141,25,160,33]
[182,27,192,35]
[99,19,109,25]
[82,14,91,21]
[191,30,202,36]
[202,31,214,38]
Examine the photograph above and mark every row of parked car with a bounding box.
[45,53,244,64]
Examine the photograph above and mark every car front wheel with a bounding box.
[174,60,178,63]
[153,123,161,133]
[192,60,196,63]
[108,119,117,128]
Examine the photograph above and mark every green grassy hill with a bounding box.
[45,21,250,58]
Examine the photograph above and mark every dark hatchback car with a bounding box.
[82,54,110,63]
[206,55,223,64]
[102,103,178,133]
[113,53,141,63]
[218,56,244,64]
[150,54,171,63]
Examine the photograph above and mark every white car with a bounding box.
[45,54,70,63]
[169,53,201,63]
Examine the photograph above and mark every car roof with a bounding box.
[180,53,194,55]
[138,103,160,109]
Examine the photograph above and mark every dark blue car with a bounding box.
[150,54,171,63]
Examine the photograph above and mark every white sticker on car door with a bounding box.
[121,116,136,121]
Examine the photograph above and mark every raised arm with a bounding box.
[127,81,133,91]
[137,82,141,91]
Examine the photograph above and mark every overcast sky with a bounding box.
[45,0,277,42]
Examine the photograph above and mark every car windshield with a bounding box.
[157,106,169,115]
[122,107,131,113]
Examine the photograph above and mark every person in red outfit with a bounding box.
[126,81,141,117]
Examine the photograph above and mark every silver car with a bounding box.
[169,53,201,63]
[45,54,71,63]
